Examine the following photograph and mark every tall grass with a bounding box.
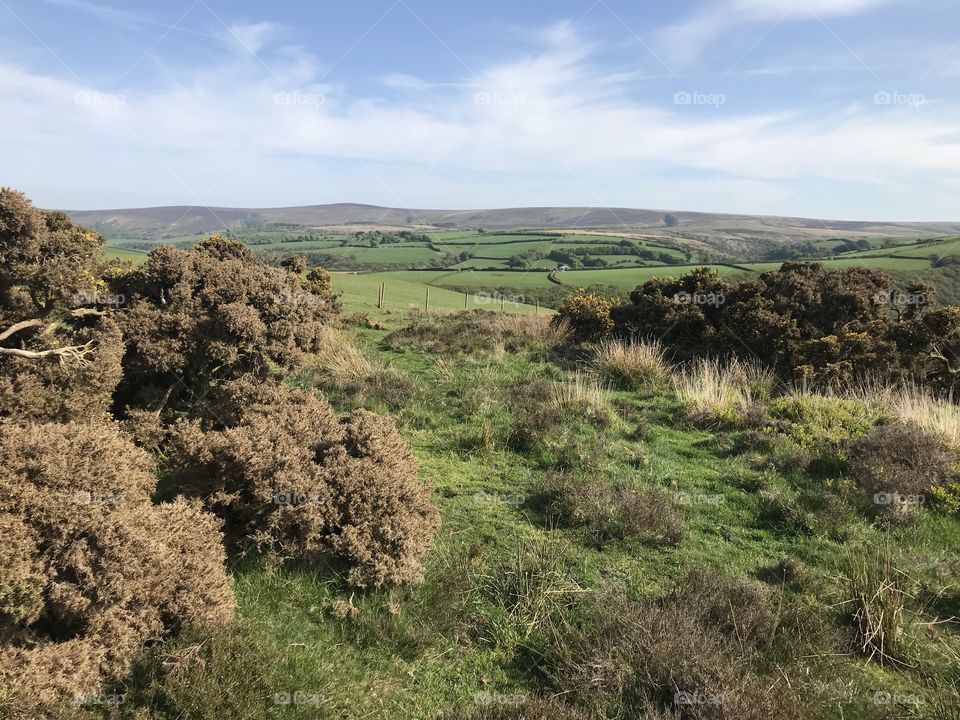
[588,338,668,389]
[674,357,775,416]
[840,545,914,666]
[852,381,960,447]
[550,372,609,414]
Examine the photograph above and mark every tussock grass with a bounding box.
[852,381,960,448]
[550,372,609,414]
[840,545,915,666]
[589,338,669,389]
[673,357,775,422]
[314,325,376,384]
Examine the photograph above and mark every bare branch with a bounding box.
[0,340,96,365]
[0,319,43,342]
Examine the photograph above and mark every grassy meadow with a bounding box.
[86,296,960,720]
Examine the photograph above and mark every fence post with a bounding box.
[378,282,384,309]
[500,297,505,313]
[464,293,468,309]
[536,300,540,315]
[425,287,430,312]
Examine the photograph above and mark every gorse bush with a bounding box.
[561,262,960,392]
[113,236,338,417]
[168,380,440,587]
[553,289,614,342]
[0,421,234,717]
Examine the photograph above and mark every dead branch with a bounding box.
[0,339,96,365]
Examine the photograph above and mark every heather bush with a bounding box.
[0,421,234,718]
[848,422,957,515]
[167,380,440,587]
[537,473,685,547]
[542,572,809,720]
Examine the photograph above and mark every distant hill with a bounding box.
[65,202,960,258]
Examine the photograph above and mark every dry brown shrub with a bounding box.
[539,473,685,548]
[0,316,124,423]
[114,237,338,416]
[167,380,440,587]
[849,421,956,501]
[545,572,810,720]
[0,421,234,718]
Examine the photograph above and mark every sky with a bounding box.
[2,0,960,220]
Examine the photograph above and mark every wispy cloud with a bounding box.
[3,17,958,218]
[659,0,896,67]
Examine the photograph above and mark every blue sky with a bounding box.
[2,0,960,219]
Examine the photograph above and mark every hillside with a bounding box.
[69,203,960,259]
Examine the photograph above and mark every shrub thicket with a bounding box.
[113,236,338,417]
[571,263,960,390]
[0,421,234,717]
[167,380,440,587]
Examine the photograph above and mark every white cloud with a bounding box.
[660,0,895,66]
[2,19,959,219]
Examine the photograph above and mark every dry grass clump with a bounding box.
[168,380,440,588]
[840,545,915,666]
[0,421,234,717]
[306,325,417,410]
[313,325,375,384]
[538,473,685,547]
[674,357,775,426]
[589,338,669,390]
[549,372,610,417]
[853,381,960,448]
[384,310,564,355]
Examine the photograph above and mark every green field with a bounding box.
[331,272,546,315]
